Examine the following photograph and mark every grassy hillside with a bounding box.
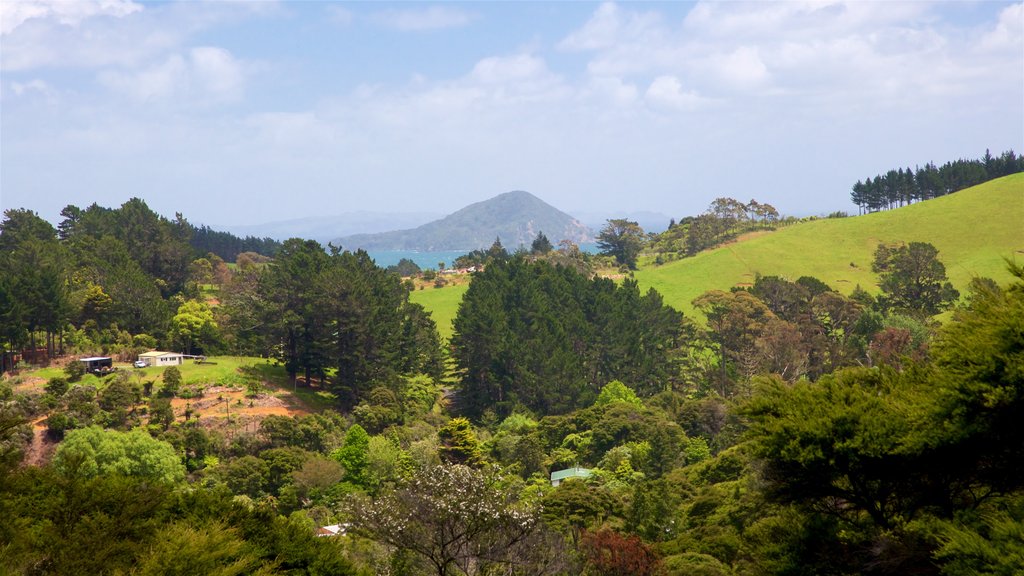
[410,283,468,341]
[634,174,1024,314]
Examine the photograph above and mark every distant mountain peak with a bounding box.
[335,191,593,251]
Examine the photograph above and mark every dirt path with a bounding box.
[23,416,55,467]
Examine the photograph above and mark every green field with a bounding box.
[634,174,1023,314]
[410,283,468,341]
[412,175,1023,325]
[6,356,289,390]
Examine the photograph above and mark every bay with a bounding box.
[367,243,599,271]
[366,250,471,270]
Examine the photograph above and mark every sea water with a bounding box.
[367,244,599,271]
[366,250,473,270]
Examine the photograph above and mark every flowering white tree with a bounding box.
[347,464,566,576]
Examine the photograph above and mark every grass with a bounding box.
[410,283,468,341]
[633,174,1024,315]
[7,356,289,392]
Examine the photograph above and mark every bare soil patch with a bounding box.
[169,385,309,424]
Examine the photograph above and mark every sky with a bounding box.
[1,1,1022,228]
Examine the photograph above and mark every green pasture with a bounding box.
[8,356,289,390]
[634,174,1024,315]
[410,283,468,341]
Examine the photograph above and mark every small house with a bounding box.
[550,466,592,487]
[79,356,113,374]
[137,351,184,367]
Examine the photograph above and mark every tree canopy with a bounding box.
[596,219,645,269]
[451,257,684,418]
[53,426,185,484]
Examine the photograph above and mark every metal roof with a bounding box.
[138,351,182,357]
[79,357,112,362]
[550,467,592,482]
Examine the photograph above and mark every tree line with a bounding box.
[189,224,281,262]
[850,149,1023,213]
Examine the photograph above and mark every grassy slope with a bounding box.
[634,174,1024,314]
[409,283,468,341]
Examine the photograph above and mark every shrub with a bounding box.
[46,377,69,397]
[65,360,86,383]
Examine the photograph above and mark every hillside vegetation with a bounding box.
[634,173,1024,314]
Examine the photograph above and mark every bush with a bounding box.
[65,360,86,383]
[46,411,77,440]
[178,385,204,400]
[46,377,69,397]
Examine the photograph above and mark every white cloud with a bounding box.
[644,75,704,111]
[371,6,475,32]
[710,46,770,89]
[559,2,662,51]
[2,5,175,71]
[0,0,142,35]
[560,0,1021,108]
[190,47,244,100]
[0,1,280,72]
[97,54,186,102]
[584,76,639,107]
[682,1,931,40]
[471,54,547,84]
[97,46,245,103]
[980,3,1023,51]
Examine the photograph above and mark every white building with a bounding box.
[137,351,184,367]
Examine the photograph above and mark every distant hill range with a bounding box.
[212,211,442,245]
[574,210,673,234]
[334,191,593,251]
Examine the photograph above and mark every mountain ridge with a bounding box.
[334,190,593,251]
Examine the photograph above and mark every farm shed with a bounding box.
[79,356,113,373]
[137,351,184,367]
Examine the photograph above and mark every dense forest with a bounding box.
[190,224,281,262]
[0,180,1022,574]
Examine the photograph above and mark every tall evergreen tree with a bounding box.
[452,257,684,418]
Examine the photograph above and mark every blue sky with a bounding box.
[2,1,1021,228]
